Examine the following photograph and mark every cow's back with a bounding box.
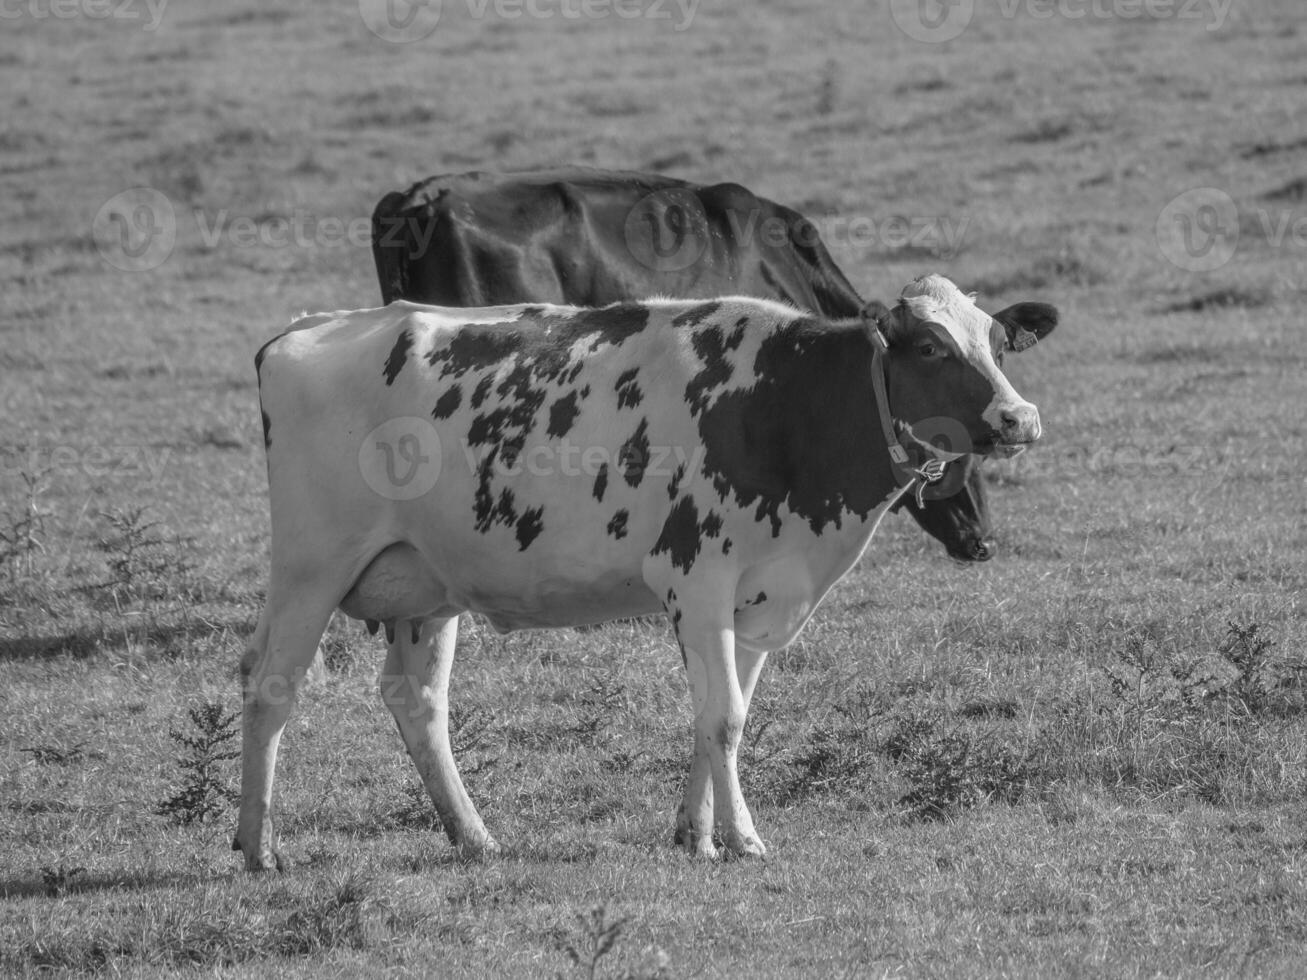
[370,168,865,317]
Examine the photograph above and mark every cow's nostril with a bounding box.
[999,411,1020,432]
[972,538,996,561]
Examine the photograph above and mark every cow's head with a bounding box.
[866,274,1057,459]
[890,454,996,562]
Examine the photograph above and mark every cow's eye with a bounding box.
[917,342,938,358]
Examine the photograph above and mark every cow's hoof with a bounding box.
[454,835,500,862]
[720,833,766,861]
[232,833,286,872]
[675,829,718,861]
[242,848,286,873]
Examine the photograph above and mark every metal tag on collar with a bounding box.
[888,444,910,466]
[919,458,946,484]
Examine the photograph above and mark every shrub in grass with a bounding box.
[881,715,1032,821]
[156,700,240,825]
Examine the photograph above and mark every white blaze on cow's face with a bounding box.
[888,274,1055,454]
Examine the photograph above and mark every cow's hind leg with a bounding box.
[675,642,768,854]
[235,588,337,871]
[382,615,498,858]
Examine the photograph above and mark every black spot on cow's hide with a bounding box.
[466,362,547,465]
[547,390,582,438]
[618,419,650,488]
[432,385,462,419]
[471,376,494,408]
[261,410,271,449]
[685,317,747,416]
[722,537,733,555]
[700,511,723,538]
[664,588,685,660]
[427,306,649,385]
[473,454,519,533]
[615,367,643,410]
[672,302,721,330]
[427,327,520,378]
[653,497,703,573]
[667,462,686,500]
[593,462,609,503]
[384,329,413,386]
[696,318,886,537]
[571,304,651,349]
[606,509,629,539]
[516,506,544,550]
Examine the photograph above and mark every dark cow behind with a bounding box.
[371,168,995,562]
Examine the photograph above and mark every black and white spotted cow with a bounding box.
[235,274,1057,869]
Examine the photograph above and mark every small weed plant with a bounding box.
[156,700,240,825]
[562,904,627,980]
[0,468,49,588]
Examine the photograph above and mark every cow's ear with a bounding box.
[858,300,893,327]
[993,302,1058,352]
[859,300,898,334]
[858,300,895,348]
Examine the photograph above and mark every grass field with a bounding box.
[3,0,1307,975]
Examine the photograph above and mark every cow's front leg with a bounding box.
[676,642,769,853]
[381,615,498,858]
[678,615,766,860]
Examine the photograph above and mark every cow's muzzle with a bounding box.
[949,535,997,563]
[997,403,1041,446]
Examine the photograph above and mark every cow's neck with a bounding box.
[697,319,903,541]
[780,321,902,524]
